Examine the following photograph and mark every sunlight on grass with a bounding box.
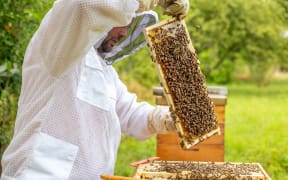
[225,80,288,179]
[114,136,156,176]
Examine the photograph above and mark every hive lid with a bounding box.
[207,86,228,96]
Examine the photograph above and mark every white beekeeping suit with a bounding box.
[1,0,189,179]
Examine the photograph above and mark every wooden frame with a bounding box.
[143,18,220,149]
[134,160,271,180]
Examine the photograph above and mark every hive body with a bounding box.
[143,18,220,149]
[134,160,271,180]
[154,86,227,162]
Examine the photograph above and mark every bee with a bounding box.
[146,20,219,148]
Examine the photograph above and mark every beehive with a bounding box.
[134,160,271,180]
[143,17,220,149]
[153,86,227,162]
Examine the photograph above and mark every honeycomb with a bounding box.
[134,160,271,180]
[143,18,220,149]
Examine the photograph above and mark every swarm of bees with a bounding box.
[143,18,219,148]
[134,161,270,180]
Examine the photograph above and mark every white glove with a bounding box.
[148,105,176,134]
[137,0,189,17]
[136,0,158,13]
[159,0,189,17]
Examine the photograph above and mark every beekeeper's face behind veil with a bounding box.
[97,24,132,54]
[96,11,158,65]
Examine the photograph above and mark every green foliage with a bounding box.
[277,0,288,23]
[114,136,156,176]
[278,36,288,71]
[115,1,287,86]
[0,0,53,84]
[185,0,287,84]
[206,58,234,84]
[113,47,160,89]
[0,90,18,155]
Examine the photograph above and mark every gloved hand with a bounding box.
[158,0,189,17]
[136,0,158,13]
[137,0,189,17]
[148,105,176,134]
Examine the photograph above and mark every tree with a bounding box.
[185,0,287,85]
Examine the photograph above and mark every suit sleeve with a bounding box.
[113,70,155,140]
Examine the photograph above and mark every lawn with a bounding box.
[114,79,288,179]
[225,80,288,179]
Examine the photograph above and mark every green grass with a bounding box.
[115,79,288,179]
[225,80,288,179]
[114,136,156,176]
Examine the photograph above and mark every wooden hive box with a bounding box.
[153,86,227,162]
[134,160,271,180]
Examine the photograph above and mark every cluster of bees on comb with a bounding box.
[144,19,219,148]
[136,161,268,180]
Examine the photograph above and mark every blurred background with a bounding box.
[0,0,287,179]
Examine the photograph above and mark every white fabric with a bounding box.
[159,0,189,16]
[148,105,176,134]
[76,48,111,111]
[1,0,155,179]
[136,0,158,13]
[38,0,139,77]
[137,0,189,16]
[18,133,78,180]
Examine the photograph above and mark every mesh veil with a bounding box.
[102,11,158,65]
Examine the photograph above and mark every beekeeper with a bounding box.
[1,0,189,179]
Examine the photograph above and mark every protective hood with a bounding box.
[101,11,158,65]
